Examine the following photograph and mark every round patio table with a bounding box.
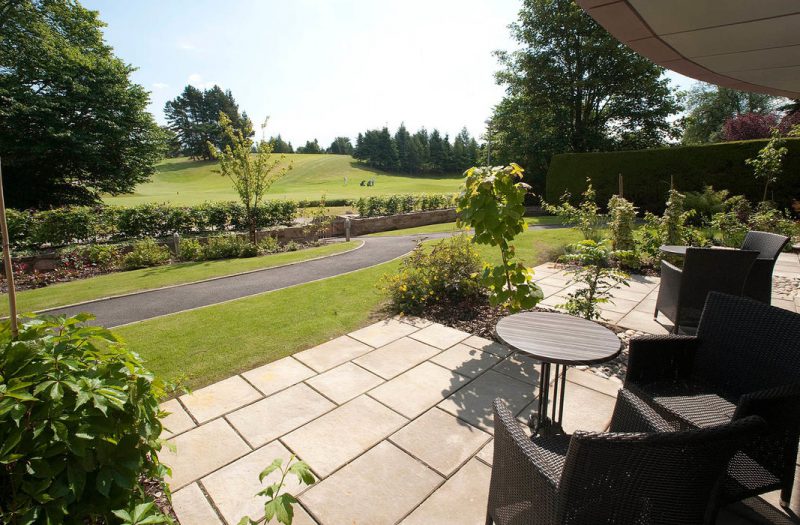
[495,312,621,435]
[660,245,688,257]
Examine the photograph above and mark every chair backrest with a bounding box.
[693,292,800,396]
[556,416,766,524]
[741,231,790,261]
[676,248,758,326]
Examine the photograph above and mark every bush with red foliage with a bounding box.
[778,111,800,135]
[722,112,778,141]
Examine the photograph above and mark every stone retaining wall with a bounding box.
[331,208,457,237]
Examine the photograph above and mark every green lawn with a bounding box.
[104,154,463,206]
[366,216,563,236]
[114,227,582,390]
[2,242,360,316]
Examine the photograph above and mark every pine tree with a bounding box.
[394,123,412,173]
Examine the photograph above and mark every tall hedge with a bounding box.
[545,138,800,213]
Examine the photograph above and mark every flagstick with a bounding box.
[0,157,19,337]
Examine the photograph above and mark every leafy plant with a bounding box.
[177,238,204,261]
[258,236,280,254]
[457,164,543,312]
[209,113,292,243]
[683,186,729,224]
[746,129,788,202]
[113,502,173,525]
[607,195,636,251]
[557,240,629,321]
[122,238,172,270]
[238,455,316,525]
[78,243,123,269]
[301,197,333,241]
[0,314,172,524]
[542,179,604,242]
[381,235,483,314]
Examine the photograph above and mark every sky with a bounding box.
[82,0,697,148]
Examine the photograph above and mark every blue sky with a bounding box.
[83,0,696,147]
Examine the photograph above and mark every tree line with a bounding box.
[353,125,481,174]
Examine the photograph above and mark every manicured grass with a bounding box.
[366,216,564,236]
[113,228,582,390]
[116,259,399,389]
[2,242,360,316]
[104,154,463,206]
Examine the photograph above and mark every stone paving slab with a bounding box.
[368,361,469,418]
[180,376,262,424]
[293,335,373,373]
[161,418,251,490]
[300,441,442,525]
[160,399,196,438]
[461,335,512,358]
[430,343,503,378]
[353,336,441,379]
[281,395,408,478]
[226,383,334,448]
[409,323,471,349]
[390,407,491,477]
[400,458,492,525]
[305,361,384,404]
[348,318,418,347]
[171,483,223,525]
[240,356,316,397]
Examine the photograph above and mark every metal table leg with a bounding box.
[532,361,567,436]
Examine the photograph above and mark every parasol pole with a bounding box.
[0,157,19,337]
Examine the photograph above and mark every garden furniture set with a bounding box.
[487,289,800,523]
[655,231,790,333]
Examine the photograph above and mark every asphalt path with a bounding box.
[46,234,450,327]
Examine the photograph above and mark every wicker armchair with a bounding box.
[486,394,766,525]
[627,292,800,506]
[741,231,790,304]
[654,247,758,333]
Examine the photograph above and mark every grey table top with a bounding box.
[495,312,622,365]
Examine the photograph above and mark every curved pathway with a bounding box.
[48,234,444,327]
[46,225,565,327]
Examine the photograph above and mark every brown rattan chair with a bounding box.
[654,247,758,333]
[485,394,766,525]
[627,292,800,507]
[741,231,790,304]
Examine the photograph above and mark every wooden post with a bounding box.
[0,157,19,337]
[618,174,623,197]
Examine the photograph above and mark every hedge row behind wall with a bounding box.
[545,138,800,213]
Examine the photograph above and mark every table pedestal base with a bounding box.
[531,362,568,436]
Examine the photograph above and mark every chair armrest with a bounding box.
[625,335,699,385]
[488,399,560,524]
[609,388,676,433]
[734,383,800,431]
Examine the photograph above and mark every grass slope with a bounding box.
[104,154,463,206]
[114,228,582,390]
[2,242,360,316]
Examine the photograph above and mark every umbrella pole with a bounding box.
[0,157,19,337]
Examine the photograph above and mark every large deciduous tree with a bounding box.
[0,0,166,208]
[681,83,780,144]
[164,85,251,160]
[490,0,681,190]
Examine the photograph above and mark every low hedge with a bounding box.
[6,201,297,250]
[545,138,800,213]
[354,194,456,217]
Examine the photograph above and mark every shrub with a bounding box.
[201,236,258,260]
[381,235,483,314]
[607,195,636,251]
[711,200,797,248]
[545,138,800,213]
[353,194,455,217]
[0,314,171,524]
[542,179,604,242]
[557,240,630,321]
[457,164,543,311]
[32,206,99,246]
[683,186,729,224]
[122,239,171,270]
[258,236,280,254]
[78,244,123,269]
[177,238,204,261]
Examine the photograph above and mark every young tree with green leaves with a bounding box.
[746,129,788,202]
[209,113,291,244]
[457,164,543,311]
[0,0,165,208]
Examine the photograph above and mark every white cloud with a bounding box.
[151,82,169,90]
[176,40,196,51]
[187,73,218,90]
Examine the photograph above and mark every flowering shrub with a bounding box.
[0,314,172,524]
[381,235,483,314]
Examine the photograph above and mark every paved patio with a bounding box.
[159,253,800,525]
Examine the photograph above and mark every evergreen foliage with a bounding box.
[327,137,354,155]
[164,85,252,160]
[296,139,323,154]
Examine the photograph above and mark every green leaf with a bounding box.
[259,458,283,482]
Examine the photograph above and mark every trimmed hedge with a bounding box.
[354,194,456,217]
[7,201,297,250]
[545,138,800,213]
